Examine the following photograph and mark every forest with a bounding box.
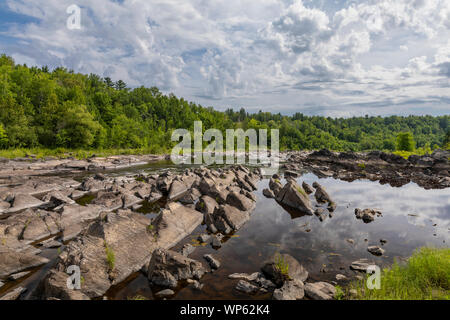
[0,54,449,154]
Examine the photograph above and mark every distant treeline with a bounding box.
[0,54,448,153]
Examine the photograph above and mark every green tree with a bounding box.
[55,103,102,148]
[445,130,450,150]
[0,123,8,148]
[396,132,416,152]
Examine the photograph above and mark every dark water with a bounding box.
[107,172,450,300]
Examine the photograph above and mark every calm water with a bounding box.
[107,172,450,300]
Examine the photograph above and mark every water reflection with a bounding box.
[109,172,449,300]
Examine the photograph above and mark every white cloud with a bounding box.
[1,0,449,115]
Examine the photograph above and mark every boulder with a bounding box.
[148,248,206,289]
[269,178,283,195]
[152,203,204,249]
[226,191,255,211]
[275,181,314,215]
[304,282,336,300]
[196,195,219,215]
[0,250,49,278]
[367,246,385,256]
[203,254,220,269]
[262,188,275,198]
[273,279,305,300]
[168,180,189,201]
[214,205,250,231]
[235,280,260,294]
[350,259,373,272]
[38,210,158,299]
[301,182,314,194]
[313,184,333,204]
[261,253,308,287]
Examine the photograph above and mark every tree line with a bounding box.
[0,54,448,153]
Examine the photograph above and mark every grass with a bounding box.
[128,295,148,300]
[0,147,167,160]
[296,186,307,197]
[275,254,290,278]
[357,163,366,169]
[350,247,450,300]
[104,242,116,271]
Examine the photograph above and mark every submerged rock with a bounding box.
[355,208,382,223]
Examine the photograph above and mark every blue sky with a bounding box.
[0,0,449,117]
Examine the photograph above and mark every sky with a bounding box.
[0,0,449,117]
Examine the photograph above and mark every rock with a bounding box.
[210,234,223,248]
[168,180,189,201]
[0,281,3,289]
[38,210,158,299]
[187,279,204,291]
[269,178,283,195]
[148,248,206,289]
[91,191,123,211]
[261,253,308,286]
[380,239,388,245]
[304,282,336,300]
[203,254,220,269]
[196,195,219,215]
[314,184,333,204]
[275,181,314,215]
[262,188,275,198]
[41,239,62,249]
[42,191,75,208]
[336,274,348,281]
[302,182,314,194]
[152,202,204,249]
[346,239,355,245]
[155,289,175,298]
[314,208,326,222]
[8,271,31,281]
[273,279,305,300]
[156,173,173,194]
[284,170,299,178]
[235,280,260,294]
[228,272,260,282]
[37,270,90,300]
[0,250,49,278]
[214,205,250,231]
[0,287,27,300]
[8,194,44,213]
[198,234,211,243]
[367,246,385,256]
[180,244,196,257]
[226,191,255,211]
[350,259,373,272]
[355,208,382,223]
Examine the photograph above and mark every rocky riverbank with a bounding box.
[0,149,448,300]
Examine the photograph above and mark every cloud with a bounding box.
[0,0,449,115]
